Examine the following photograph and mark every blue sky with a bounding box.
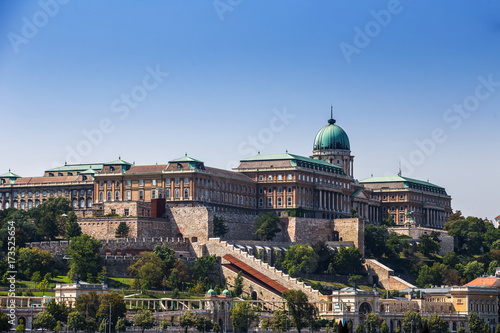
[1,1,499,220]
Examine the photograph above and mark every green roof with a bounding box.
[351,189,362,197]
[0,170,21,178]
[313,117,350,151]
[80,168,96,174]
[169,155,204,163]
[242,153,344,169]
[105,158,132,165]
[360,176,444,190]
[46,164,104,172]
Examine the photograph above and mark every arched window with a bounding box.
[79,199,84,208]
[5,202,9,209]
[115,191,120,201]
[99,192,104,202]
[107,191,111,201]
[20,201,25,210]
[87,199,92,208]
[35,200,39,208]
[72,199,77,208]
[184,189,189,199]
[13,201,18,209]
[175,189,180,198]
[166,189,170,198]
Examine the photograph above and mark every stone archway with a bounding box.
[359,302,372,314]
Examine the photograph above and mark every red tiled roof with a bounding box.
[14,176,78,184]
[496,215,500,220]
[126,165,168,174]
[465,277,500,287]
[223,254,288,296]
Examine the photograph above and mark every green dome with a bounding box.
[206,289,217,297]
[313,117,350,151]
[222,289,232,297]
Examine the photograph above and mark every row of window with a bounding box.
[0,198,92,210]
[0,189,91,199]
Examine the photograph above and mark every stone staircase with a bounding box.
[203,238,324,302]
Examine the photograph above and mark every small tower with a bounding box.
[311,108,354,177]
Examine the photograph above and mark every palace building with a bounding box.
[0,112,453,228]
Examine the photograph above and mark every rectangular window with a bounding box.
[126,191,131,200]
[277,197,282,206]
[287,174,292,180]
[107,181,112,187]
[100,181,104,187]
[139,190,144,200]
[268,175,272,181]
[111,209,116,215]
[152,179,156,186]
[166,179,171,185]
[258,175,263,181]
[278,187,282,193]
[152,190,156,199]
[126,180,131,187]
[73,190,77,196]
[268,197,273,207]
[278,174,282,181]
[287,197,292,206]
[185,178,189,185]
[124,209,129,216]
[400,195,404,200]
[21,192,25,197]
[139,180,144,186]
[80,190,85,195]
[36,191,39,196]
[88,189,92,195]
[13,192,18,198]
[175,178,179,185]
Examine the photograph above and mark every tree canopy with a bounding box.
[254,212,281,241]
[67,234,103,282]
[282,290,315,333]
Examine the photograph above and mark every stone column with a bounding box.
[319,190,323,210]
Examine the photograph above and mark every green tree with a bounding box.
[133,310,155,333]
[0,210,39,249]
[402,311,421,333]
[282,290,315,333]
[457,327,465,333]
[468,313,486,333]
[68,311,87,332]
[230,302,258,333]
[116,318,127,333]
[37,278,50,296]
[347,275,361,287]
[364,313,381,333]
[380,321,389,333]
[96,292,127,332]
[233,271,244,297]
[213,216,228,237]
[67,234,103,282]
[17,247,55,280]
[270,310,291,333]
[459,261,484,283]
[381,215,396,227]
[427,314,448,333]
[282,244,318,277]
[115,222,130,238]
[53,321,63,333]
[254,212,280,241]
[153,244,176,272]
[355,322,364,333]
[74,290,101,319]
[31,271,42,284]
[30,197,72,240]
[15,321,25,333]
[45,299,69,323]
[33,311,57,333]
[0,311,12,332]
[418,233,441,256]
[442,251,460,269]
[311,241,335,274]
[195,317,214,333]
[65,211,82,238]
[180,311,197,333]
[364,224,389,257]
[334,247,363,274]
[128,252,165,290]
[168,268,180,290]
[192,255,218,289]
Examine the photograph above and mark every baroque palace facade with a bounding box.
[0,114,452,228]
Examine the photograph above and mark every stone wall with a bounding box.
[388,226,454,255]
[167,207,213,242]
[78,216,170,239]
[27,237,190,256]
[103,201,152,217]
[364,259,415,291]
[333,218,364,255]
[217,213,257,241]
[284,217,335,243]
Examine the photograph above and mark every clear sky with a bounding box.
[1,1,499,220]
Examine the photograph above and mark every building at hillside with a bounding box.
[0,111,452,228]
[360,175,452,228]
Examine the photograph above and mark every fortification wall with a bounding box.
[364,259,415,291]
[285,217,334,243]
[388,226,454,255]
[333,218,364,255]
[78,217,170,239]
[217,213,257,241]
[167,207,213,242]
